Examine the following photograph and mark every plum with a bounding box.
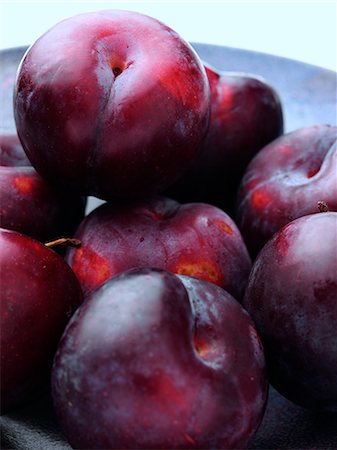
[52,268,267,449]
[243,212,337,411]
[14,10,210,200]
[0,228,82,412]
[167,63,283,213]
[0,165,86,242]
[65,195,252,300]
[236,124,337,257]
[0,131,86,242]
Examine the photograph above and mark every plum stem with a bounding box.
[317,201,329,213]
[45,237,81,248]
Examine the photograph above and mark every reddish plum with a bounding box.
[0,165,86,242]
[65,195,252,300]
[14,10,210,200]
[236,124,337,257]
[0,228,82,412]
[52,268,267,449]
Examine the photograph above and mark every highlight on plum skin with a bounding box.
[51,268,267,450]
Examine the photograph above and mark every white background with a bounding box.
[0,0,336,71]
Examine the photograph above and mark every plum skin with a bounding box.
[243,212,337,411]
[0,165,86,242]
[0,228,83,413]
[65,195,252,301]
[236,124,337,257]
[51,268,267,449]
[0,132,86,242]
[14,10,210,200]
[167,63,284,213]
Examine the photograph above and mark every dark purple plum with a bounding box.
[243,212,337,411]
[14,10,210,200]
[52,268,267,449]
[167,63,283,213]
[0,228,82,412]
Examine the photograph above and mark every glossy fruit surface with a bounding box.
[167,63,283,213]
[236,124,337,257]
[14,10,210,200]
[65,195,251,300]
[243,213,337,411]
[0,228,82,412]
[52,268,267,449]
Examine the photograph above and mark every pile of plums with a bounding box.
[1,9,336,450]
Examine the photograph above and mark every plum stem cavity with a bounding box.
[112,66,122,77]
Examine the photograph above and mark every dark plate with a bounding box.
[1,45,337,450]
